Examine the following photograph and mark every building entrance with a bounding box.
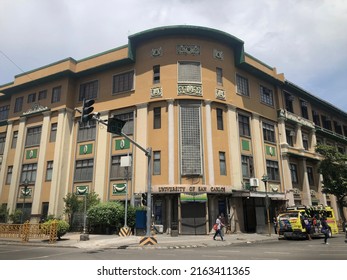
[181,202,207,235]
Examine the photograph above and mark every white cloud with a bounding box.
[1,0,346,111]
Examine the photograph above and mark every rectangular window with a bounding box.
[307,166,314,185]
[51,86,61,103]
[216,108,223,130]
[153,65,160,84]
[284,92,294,113]
[219,151,226,175]
[114,112,134,135]
[11,131,18,149]
[312,111,320,126]
[113,70,134,94]
[46,161,53,181]
[49,123,57,142]
[263,122,276,143]
[0,133,5,155]
[216,67,223,86]
[77,120,96,142]
[285,129,294,146]
[153,151,161,175]
[178,61,201,83]
[14,97,24,113]
[301,100,309,119]
[153,107,161,129]
[236,74,249,96]
[302,133,309,150]
[79,80,98,101]
[260,85,274,106]
[110,155,130,179]
[21,163,37,183]
[0,105,10,121]
[266,160,279,181]
[38,90,47,100]
[241,155,254,178]
[25,126,42,147]
[74,159,93,181]
[290,163,298,184]
[6,166,13,185]
[27,93,36,103]
[238,114,251,137]
[180,104,202,175]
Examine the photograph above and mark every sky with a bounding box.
[1,0,346,111]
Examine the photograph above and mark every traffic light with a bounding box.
[141,193,147,206]
[81,98,95,123]
[107,117,126,135]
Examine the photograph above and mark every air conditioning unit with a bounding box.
[249,178,259,187]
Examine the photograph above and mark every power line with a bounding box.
[0,50,32,81]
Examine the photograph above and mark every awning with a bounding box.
[180,193,207,202]
[232,190,286,200]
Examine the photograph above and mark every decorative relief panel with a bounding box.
[176,45,200,55]
[215,88,226,100]
[150,87,163,98]
[151,47,162,57]
[213,49,224,60]
[177,84,202,97]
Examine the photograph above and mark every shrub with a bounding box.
[43,219,70,240]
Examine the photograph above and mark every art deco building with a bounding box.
[0,26,345,234]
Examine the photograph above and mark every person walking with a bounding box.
[213,215,225,241]
[321,216,330,245]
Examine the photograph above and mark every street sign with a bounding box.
[107,117,126,135]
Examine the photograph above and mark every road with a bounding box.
[0,234,346,260]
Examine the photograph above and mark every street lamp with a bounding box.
[20,178,29,224]
[261,174,271,236]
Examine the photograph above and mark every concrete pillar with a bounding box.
[204,100,214,185]
[167,99,175,185]
[165,196,172,234]
[295,124,304,150]
[301,158,312,205]
[282,154,294,206]
[0,121,13,199]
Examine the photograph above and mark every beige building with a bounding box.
[0,26,345,234]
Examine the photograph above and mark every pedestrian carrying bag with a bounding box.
[213,223,218,231]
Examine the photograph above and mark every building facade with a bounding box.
[0,26,345,234]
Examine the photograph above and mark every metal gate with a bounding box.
[181,202,207,235]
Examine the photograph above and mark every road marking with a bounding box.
[264,251,291,254]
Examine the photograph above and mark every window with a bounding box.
[263,122,275,143]
[236,74,249,96]
[290,163,298,184]
[74,159,93,181]
[301,100,309,119]
[219,152,226,175]
[51,86,61,103]
[11,131,18,149]
[241,155,254,178]
[321,115,332,130]
[302,133,309,150]
[0,105,10,121]
[21,163,37,183]
[0,133,5,155]
[110,155,131,179]
[50,123,57,142]
[312,110,320,126]
[153,107,161,129]
[38,90,47,100]
[307,166,314,185]
[284,92,294,113]
[14,97,24,113]
[285,129,294,146]
[77,120,96,142]
[153,65,160,84]
[114,112,134,135]
[216,108,224,130]
[238,114,251,137]
[79,80,98,101]
[334,121,343,135]
[46,161,53,181]
[178,61,201,83]
[260,85,274,106]
[27,93,36,103]
[266,160,279,181]
[6,166,13,185]
[153,151,161,175]
[25,126,42,147]
[180,104,202,175]
[113,70,134,94]
[216,67,223,86]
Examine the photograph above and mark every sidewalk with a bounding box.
[0,232,279,250]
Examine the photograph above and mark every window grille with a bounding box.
[178,61,201,83]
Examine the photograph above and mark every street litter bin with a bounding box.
[171,222,178,237]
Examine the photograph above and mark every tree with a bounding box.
[316,144,347,223]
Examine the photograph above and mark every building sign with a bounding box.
[76,185,89,195]
[152,185,233,194]
[180,193,207,202]
[26,149,38,159]
[79,144,93,155]
[113,183,127,195]
[115,139,130,150]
